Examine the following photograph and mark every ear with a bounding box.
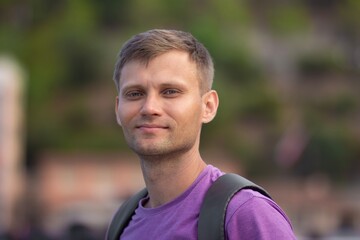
[201,90,219,124]
[115,96,122,126]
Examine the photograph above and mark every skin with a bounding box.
[115,50,219,208]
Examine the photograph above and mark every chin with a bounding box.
[131,145,168,156]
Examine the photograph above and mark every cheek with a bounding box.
[169,100,203,127]
[117,104,137,126]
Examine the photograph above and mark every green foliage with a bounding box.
[267,3,310,35]
[297,51,346,76]
[339,0,360,29]
[313,94,357,117]
[296,127,357,181]
[237,86,280,123]
[1,0,359,181]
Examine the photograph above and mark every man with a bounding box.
[110,29,296,239]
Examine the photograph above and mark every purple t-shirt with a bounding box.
[119,165,296,239]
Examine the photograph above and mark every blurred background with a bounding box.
[1,0,360,239]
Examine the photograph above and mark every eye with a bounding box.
[162,89,181,97]
[124,90,144,100]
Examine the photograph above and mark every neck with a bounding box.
[139,148,206,208]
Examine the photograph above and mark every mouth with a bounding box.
[136,124,169,130]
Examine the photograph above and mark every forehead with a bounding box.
[119,51,199,88]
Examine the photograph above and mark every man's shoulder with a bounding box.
[225,189,295,237]
[227,188,274,212]
[224,188,296,238]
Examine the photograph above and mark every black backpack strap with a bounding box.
[106,188,148,240]
[198,173,271,240]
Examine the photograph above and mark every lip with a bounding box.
[136,124,168,129]
[135,124,169,133]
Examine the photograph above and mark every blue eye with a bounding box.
[125,91,144,99]
[163,89,180,96]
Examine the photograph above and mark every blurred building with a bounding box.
[0,56,26,232]
[34,152,144,233]
[32,151,241,234]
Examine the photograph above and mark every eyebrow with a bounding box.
[158,82,188,90]
[120,84,144,96]
[120,80,189,93]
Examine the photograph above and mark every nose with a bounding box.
[140,94,161,116]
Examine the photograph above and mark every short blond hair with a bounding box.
[113,29,214,94]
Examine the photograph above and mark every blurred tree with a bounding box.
[295,127,358,182]
[0,0,359,180]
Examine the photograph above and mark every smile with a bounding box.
[136,124,168,129]
[135,124,169,133]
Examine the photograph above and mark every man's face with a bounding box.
[115,51,209,157]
